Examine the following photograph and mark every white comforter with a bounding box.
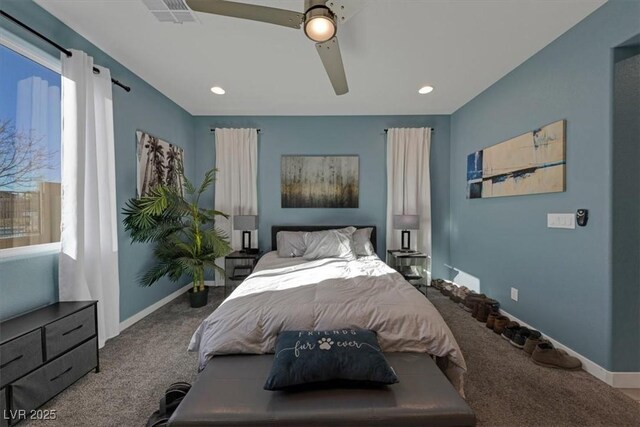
[189,252,467,394]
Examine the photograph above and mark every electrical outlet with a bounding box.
[511,287,519,302]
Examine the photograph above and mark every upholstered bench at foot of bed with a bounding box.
[168,353,476,427]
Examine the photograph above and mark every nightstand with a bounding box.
[386,250,431,295]
[224,251,262,296]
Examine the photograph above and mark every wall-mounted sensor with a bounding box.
[576,209,588,227]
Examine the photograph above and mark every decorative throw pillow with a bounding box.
[303,227,357,260]
[264,329,399,390]
[277,231,308,257]
[353,227,375,256]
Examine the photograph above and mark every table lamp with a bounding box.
[393,214,420,251]
[234,215,258,253]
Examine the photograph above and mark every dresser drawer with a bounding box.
[0,330,43,388]
[11,338,97,414]
[44,306,95,360]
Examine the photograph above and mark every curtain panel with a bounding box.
[214,128,258,283]
[59,50,120,348]
[385,127,432,263]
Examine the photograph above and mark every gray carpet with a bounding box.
[25,287,639,427]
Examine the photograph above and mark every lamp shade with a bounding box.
[393,214,420,230]
[233,215,259,230]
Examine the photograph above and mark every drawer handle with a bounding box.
[62,324,83,336]
[50,366,73,381]
[0,354,23,369]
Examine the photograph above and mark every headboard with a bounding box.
[271,225,377,253]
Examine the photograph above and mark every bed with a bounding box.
[169,226,475,427]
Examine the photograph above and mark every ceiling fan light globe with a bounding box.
[304,8,336,42]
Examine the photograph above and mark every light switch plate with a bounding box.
[547,213,576,229]
[511,287,518,301]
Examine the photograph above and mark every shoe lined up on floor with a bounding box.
[431,278,583,372]
[524,334,546,355]
[510,327,534,348]
[501,322,521,341]
[492,315,510,334]
[532,343,582,370]
[485,310,500,329]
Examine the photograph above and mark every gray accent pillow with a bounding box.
[303,227,357,261]
[277,231,308,258]
[353,227,375,256]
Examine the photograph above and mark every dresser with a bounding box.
[0,301,99,425]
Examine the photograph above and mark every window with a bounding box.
[0,42,61,252]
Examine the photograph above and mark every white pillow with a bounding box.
[303,227,357,261]
[277,231,308,257]
[353,227,375,256]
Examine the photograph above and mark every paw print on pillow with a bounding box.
[318,337,334,350]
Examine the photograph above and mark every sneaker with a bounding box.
[431,279,445,290]
[486,310,499,329]
[501,322,520,340]
[493,316,510,334]
[524,335,547,355]
[450,286,462,303]
[510,327,532,348]
[442,283,454,296]
[532,343,582,370]
[453,287,469,303]
[529,329,542,340]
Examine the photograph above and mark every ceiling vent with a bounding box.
[142,0,197,24]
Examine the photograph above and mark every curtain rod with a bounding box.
[384,128,434,133]
[210,128,261,133]
[0,10,131,92]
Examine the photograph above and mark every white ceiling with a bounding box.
[35,0,606,116]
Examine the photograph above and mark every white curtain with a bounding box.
[386,127,432,264]
[59,50,120,348]
[214,128,258,283]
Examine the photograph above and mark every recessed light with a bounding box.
[418,85,434,95]
[210,86,225,95]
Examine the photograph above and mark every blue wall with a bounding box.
[192,116,451,279]
[0,1,196,322]
[449,0,640,371]
[0,250,59,320]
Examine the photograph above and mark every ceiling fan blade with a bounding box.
[326,0,366,24]
[186,0,304,29]
[315,37,348,95]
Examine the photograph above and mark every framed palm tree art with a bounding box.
[136,130,185,197]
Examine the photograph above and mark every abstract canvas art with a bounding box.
[136,131,184,197]
[467,120,566,199]
[281,155,359,208]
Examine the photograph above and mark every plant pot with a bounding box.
[188,287,209,308]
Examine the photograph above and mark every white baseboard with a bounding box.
[499,308,639,389]
[205,280,223,287]
[119,283,192,332]
[608,372,640,388]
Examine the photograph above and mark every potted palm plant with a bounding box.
[122,168,231,308]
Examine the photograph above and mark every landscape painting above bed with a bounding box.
[466,120,566,199]
[281,155,359,208]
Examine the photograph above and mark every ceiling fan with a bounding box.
[185,0,363,95]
